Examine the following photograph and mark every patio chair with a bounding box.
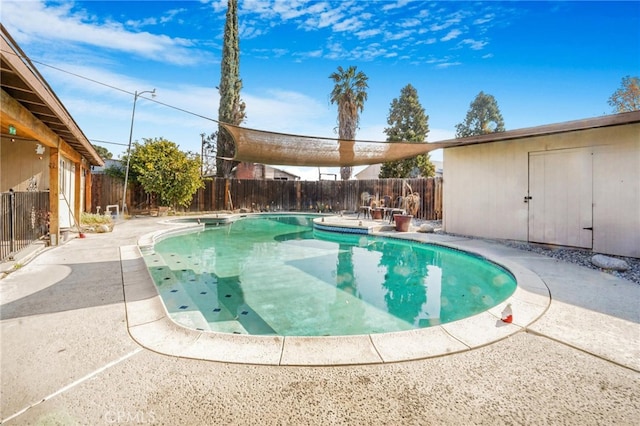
[357,192,373,219]
[381,195,393,221]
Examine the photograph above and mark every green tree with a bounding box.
[379,84,434,178]
[129,137,204,209]
[329,65,369,180]
[217,0,246,177]
[455,91,505,138]
[608,75,640,113]
[201,131,218,176]
[93,145,112,160]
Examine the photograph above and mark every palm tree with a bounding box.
[329,66,369,180]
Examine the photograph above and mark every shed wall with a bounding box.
[443,123,640,257]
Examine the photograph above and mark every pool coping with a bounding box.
[121,214,551,366]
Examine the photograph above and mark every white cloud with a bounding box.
[296,49,324,59]
[240,21,267,39]
[382,0,412,12]
[473,14,495,26]
[208,0,228,13]
[441,29,462,42]
[316,8,345,29]
[385,29,415,41]
[356,29,382,39]
[435,61,461,69]
[2,0,200,65]
[241,89,332,136]
[240,0,274,17]
[460,38,488,50]
[430,21,452,32]
[333,17,364,33]
[399,18,422,28]
[126,8,188,29]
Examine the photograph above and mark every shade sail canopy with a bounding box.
[221,123,461,167]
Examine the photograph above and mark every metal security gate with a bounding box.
[1,191,50,261]
[528,148,593,248]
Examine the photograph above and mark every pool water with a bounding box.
[144,215,516,336]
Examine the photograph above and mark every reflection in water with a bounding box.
[377,242,429,325]
[333,244,366,330]
[336,244,356,294]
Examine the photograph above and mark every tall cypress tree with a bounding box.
[217,0,245,177]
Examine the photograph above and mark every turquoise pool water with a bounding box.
[144,215,516,336]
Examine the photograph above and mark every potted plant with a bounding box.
[370,198,384,220]
[395,183,420,232]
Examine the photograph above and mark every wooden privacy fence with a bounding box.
[91,174,154,215]
[189,177,443,220]
[91,175,443,221]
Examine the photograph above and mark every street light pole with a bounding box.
[122,89,155,217]
[200,133,206,176]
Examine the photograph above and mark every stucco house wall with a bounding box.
[443,113,639,258]
[0,138,50,191]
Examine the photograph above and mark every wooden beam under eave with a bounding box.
[1,88,81,163]
[2,88,58,147]
[82,161,93,215]
[49,147,60,245]
[59,139,82,163]
[74,159,81,224]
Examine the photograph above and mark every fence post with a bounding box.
[8,189,15,254]
[224,178,234,210]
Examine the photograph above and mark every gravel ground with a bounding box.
[420,220,640,285]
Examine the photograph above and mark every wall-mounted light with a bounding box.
[8,125,17,135]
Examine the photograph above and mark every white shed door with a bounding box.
[528,148,593,248]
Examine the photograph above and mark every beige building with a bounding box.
[443,111,640,258]
[1,25,103,255]
[354,161,443,180]
[235,162,300,180]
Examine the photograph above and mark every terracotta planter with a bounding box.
[394,214,412,232]
[371,208,383,220]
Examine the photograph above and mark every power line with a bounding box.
[89,139,128,147]
[0,48,131,96]
[1,48,221,124]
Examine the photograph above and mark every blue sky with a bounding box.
[3,0,639,180]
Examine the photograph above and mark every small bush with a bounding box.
[81,212,113,226]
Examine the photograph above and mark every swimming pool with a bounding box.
[143,214,517,336]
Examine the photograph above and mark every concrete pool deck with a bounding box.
[1,215,638,424]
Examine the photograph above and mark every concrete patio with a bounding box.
[1,215,638,424]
